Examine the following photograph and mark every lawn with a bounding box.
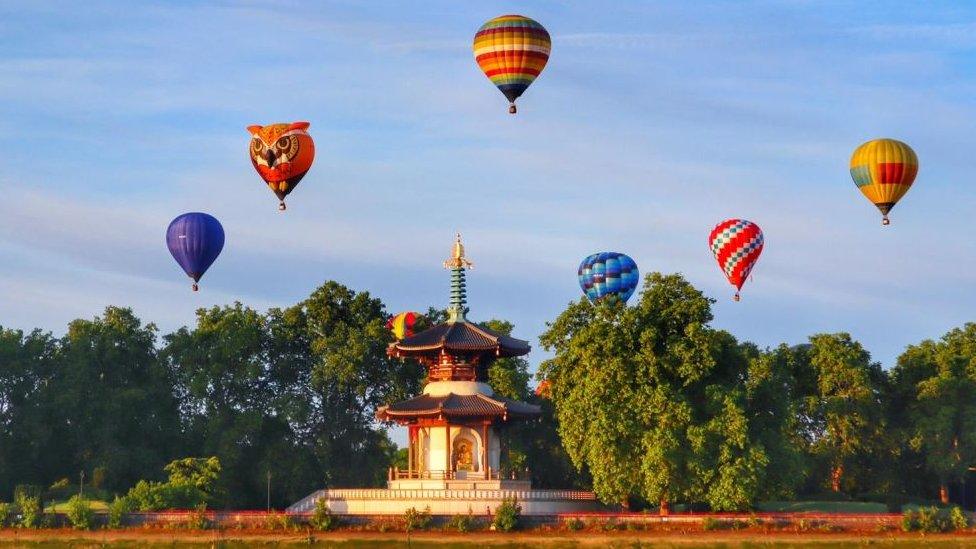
[43,499,110,513]
[757,500,888,513]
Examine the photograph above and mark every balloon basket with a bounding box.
[192,283,199,292]
[733,293,740,302]
[279,201,287,211]
[882,216,890,226]
[509,104,517,114]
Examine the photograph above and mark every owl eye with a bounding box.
[275,135,299,159]
[251,138,265,154]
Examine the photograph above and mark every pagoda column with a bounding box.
[408,425,414,478]
[445,423,451,478]
[482,422,489,477]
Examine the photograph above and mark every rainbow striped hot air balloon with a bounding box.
[473,14,551,114]
[578,252,639,304]
[849,138,918,225]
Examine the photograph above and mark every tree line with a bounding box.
[541,272,976,511]
[2,274,975,511]
[0,281,571,509]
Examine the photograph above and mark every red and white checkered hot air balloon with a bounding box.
[708,219,764,302]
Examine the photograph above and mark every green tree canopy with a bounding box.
[540,272,794,511]
[803,333,886,493]
[891,324,976,504]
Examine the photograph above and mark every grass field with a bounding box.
[42,499,110,513]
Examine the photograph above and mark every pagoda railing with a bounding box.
[390,467,524,481]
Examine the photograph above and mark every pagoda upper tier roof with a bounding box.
[390,320,530,358]
[376,392,541,422]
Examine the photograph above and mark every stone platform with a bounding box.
[287,485,605,516]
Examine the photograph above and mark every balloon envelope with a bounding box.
[387,311,424,340]
[578,252,639,303]
[708,219,763,300]
[166,212,224,290]
[473,15,551,113]
[849,138,918,225]
[247,121,315,210]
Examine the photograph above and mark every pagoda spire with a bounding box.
[443,233,473,322]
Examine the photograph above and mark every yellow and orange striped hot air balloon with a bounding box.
[473,15,551,114]
[849,138,918,225]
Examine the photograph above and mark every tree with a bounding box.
[804,333,886,493]
[891,324,976,504]
[0,327,58,498]
[50,307,180,494]
[477,319,582,488]
[268,282,423,489]
[539,273,778,512]
[164,302,290,507]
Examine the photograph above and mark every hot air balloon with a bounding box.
[849,138,918,225]
[387,311,425,340]
[247,121,315,210]
[473,15,551,114]
[708,219,764,302]
[578,252,639,303]
[166,212,224,291]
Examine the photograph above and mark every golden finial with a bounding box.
[443,232,473,270]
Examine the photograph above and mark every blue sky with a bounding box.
[2,1,976,373]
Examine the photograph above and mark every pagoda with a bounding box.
[288,235,601,516]
[377,234,540,487]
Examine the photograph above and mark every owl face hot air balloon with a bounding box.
[708,219,763,301]
[473,15,551,114]
[166,212,225,292]
[386,311,425,340]
[247,121,315,211]
[578,252,639,304]
[849,138,918,225]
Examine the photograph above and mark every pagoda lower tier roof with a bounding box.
[390,320,530,358]
[376,392,541,422]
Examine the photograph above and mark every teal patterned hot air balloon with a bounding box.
[578,252,639,303]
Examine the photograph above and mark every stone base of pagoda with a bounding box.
[287,487,605,516]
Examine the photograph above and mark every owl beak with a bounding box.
[265,149,277,167]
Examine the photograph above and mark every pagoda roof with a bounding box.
[390,320,530,358]
[376,392,541,422]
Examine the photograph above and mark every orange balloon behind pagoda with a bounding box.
[247,121,315,211]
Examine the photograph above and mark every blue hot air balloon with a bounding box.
[578,252,639,303]
[166,212,224,291]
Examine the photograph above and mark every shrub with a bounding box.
[492,497,520,532]
[902,506,963,533]
[108,496,134,529]
[0,502,10,527]
[949,506,970,531]
[564,517,584,531]
[263,510,294,531]
[14,492,41,529]
[310,498,338,531]
[404,506,432,531]
[702,517,719,531]
[187,503,210,530]
[901,509,919,532]
[601,518,620,531]
[447,509,475,533]
[66,495,94,530]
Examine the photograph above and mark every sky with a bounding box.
[2,1,976,375]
